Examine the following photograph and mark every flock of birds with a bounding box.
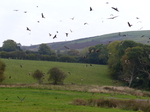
[12,1,148,49]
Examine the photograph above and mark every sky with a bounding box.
[0,0,150,47]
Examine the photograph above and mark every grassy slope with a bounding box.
[2,59,113,86]
[21,30,150,51]
[0,87,137,112]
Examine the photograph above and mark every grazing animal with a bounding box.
[20,65,22,68]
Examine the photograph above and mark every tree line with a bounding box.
[0,39,108,64]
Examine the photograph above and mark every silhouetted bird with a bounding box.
[65,33,68,37]
[14,10,19,11]
[53,35,57,39]
[24,11,27,13]
[17,96,26,102]
[26,27,31,31]
[141,35,144,37]
[41,13,45,18]
[37,21,40,23]
[90,7,93,11]
[107,16,118,19]
[71,17,74,20]
[84,23,88,25]
[70,29,73,32]
[111,7,119,12]
[49,33,52,36]
[56,31,58,33]
[127,22,132,27]
[64,46,69,49]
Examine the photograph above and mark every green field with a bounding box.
[1,59,149,112]
[0,87,139,112]
[2,59,114,86]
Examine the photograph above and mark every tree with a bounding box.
[38,44,52,55]
[0,59,6,82]
[2,40,22,52]
[47,67,66,85]
[32,69,44,84]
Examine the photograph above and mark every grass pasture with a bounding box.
[1,59,150,112]
[2,59,113,86]
[0,87,138,112]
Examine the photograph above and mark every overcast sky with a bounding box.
[0,0,150,47]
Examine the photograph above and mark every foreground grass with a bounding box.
[2,59,114,86]
[0,87,138,112]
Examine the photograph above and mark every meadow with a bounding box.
[2,59,113,86]
[1,59,150,112]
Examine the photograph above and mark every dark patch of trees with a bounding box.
[0,59,6,82]
[107,40,150,89]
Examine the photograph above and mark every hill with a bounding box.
[21,30,150,51]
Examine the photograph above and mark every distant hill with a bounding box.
[21,30,150,51]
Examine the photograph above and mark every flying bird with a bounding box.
[141,35,144,37]
[49,33,52,36]
[64,46,69,49]
[65,33,68,37]
[90,7,93,11]
[53,35,57,39]
[127,22,132,27]
[17,96,26,102]
[14,9,19,11]
[84,23,88,25]
[71,17,74,20]
[111,7,119,12]
[24,11,27,13]
[26,27,31,31]
[107,16,118,19]
[41,13,45,18]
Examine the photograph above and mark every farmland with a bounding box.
[1,59,150,112]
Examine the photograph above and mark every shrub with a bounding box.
[0,59,6,82]
[32,69,44,84]
[47,67,66,85]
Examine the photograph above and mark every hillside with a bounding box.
[21,30,150,51]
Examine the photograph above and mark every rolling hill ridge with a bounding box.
[21,30,150,51]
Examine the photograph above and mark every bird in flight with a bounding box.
[127,22,132,27]
[53,35,57,39]
[111,7,119,12]
[14,9,19,11]
[49,33,52,36]
[64,46,69,49]
[84,23,88,25]
[17,96,26,102]
[107,16,118,19]
[90,7,93,11]
[41,13,45,18]
[65,33,68,37]
[26,27,31,31]
[71,17,74,20]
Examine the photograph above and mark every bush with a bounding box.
[47,67,66,85]
[32,69,44,84]
[0,59,6,82]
